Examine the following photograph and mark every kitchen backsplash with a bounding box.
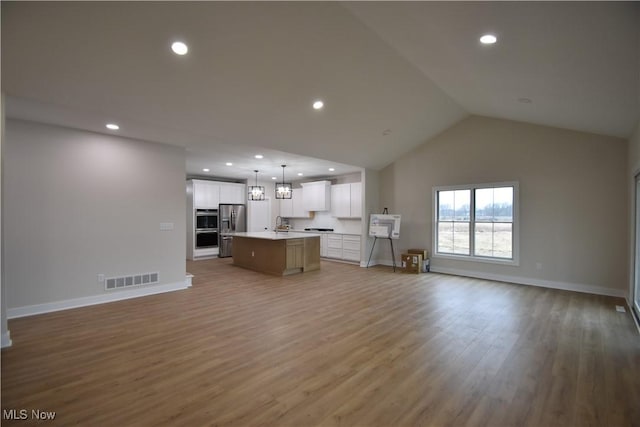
[289,210,362,234]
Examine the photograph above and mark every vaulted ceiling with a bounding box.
[2,2,638,180]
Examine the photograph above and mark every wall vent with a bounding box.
[105,272,160,291]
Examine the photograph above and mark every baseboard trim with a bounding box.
[375,258,626,298]
[372,259,396,267]
[1,331,12,348]
[8,280,190,319]
[431,266,627,298]
[321,258,359,266]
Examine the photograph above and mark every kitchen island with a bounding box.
[231,232,321,276]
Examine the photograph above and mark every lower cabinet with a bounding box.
[286,239,305,269]
[327,235,343,259]
[342,235,361,262]
[320,234,328,258]
[325,234,361,263]
[294,231,361,263]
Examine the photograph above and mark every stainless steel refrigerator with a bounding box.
[218,204,247,257]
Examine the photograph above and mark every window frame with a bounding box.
[432,181,520,266]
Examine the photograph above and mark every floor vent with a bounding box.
[105,272,160,290]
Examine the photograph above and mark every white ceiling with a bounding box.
[344,1,640,139]
[2,2,638,180]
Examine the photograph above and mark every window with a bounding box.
[437,189,471,255]
[434,182,518,264]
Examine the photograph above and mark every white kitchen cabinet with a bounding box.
[350,182,362,218]
[326,234,343,259]
[330,182,362,218]
[292,190,311,218]
[321,233,361,263]
[193,180,220,209]
[342,235,361,262]
[320,234,328,257]
[220,182,246,204]
[192,180,246,208]
[301,181,331,211]
[331,184,351,218]
[280,189,311,218]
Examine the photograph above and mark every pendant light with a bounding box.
[275,165,292,199]
[248,170,265,201]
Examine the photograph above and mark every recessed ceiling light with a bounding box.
[255,154,264,159]
[271,176,277,180]
[171,41,188,55]
[480,34,497,44]
[297,173,304,176]
[225,162,233,166]
[105,123,119,130]
[312,100,324,110]
[328,168,335,172]
[518,97,532,104]
[202,168,210,172]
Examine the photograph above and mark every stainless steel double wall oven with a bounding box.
[195,209,218,249]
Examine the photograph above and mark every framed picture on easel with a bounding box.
[368,214,401,239]
[367,211,402,271]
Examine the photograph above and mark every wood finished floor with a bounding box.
[2,258,639,426]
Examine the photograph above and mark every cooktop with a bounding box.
[304,228,334,232]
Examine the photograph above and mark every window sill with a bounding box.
[433,252,520,267]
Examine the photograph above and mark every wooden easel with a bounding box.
[366,208,397,272]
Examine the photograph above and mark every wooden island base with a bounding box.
[231,232,320,276]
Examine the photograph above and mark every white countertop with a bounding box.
[231,231,321,240]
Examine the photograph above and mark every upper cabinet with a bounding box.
[330,184,350,217]
[331,182,362,218]
[280,188,311,218]
[350,182,362,218]
[193,180,220,209]
[301,181,331,211]
[219,182,246,204]
[280,180,361,218]
[191,180,246,209]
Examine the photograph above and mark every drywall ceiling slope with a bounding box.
[344,1,640,138]
[4,97,362,180]
[1,2,466,172]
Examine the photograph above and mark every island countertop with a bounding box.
[230,231,321,240]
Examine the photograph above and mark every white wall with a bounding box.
[628,120,640,303]
[4,119,187,312]
[1,94,11,347]
[362,168,381,267]
[379,115,628,296]
[630,121,640,176]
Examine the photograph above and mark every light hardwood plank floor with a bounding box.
[2,258,639,426]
